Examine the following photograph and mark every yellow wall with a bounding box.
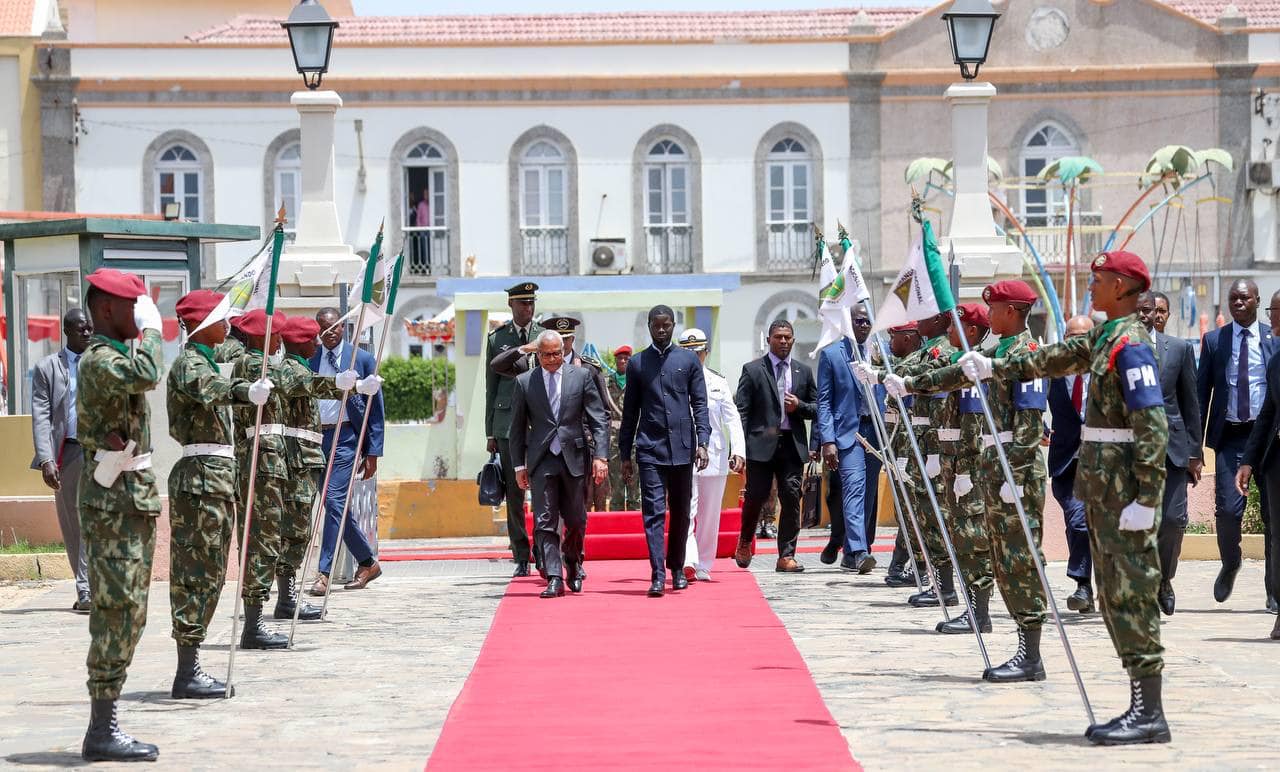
[0,415,45,496]
[0,37,41,210]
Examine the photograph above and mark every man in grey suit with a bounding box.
[510,330,610,598]
[29,308,95,611]
[1138,291,1204,615]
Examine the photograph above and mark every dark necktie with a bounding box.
[327,349,339,372]
[547,371,561,455]
[519,327,528,345]
[1071,375,1083,416]
[776,359,790,430]
[1238,328,1251,421]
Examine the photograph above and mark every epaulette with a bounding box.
[580,355,604,372]
[707,367,723,378]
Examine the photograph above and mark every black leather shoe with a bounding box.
[759,523,777,539]
[82,699,159,762]
[1157,581,1175,616]
[540,578,565,598]
[672,572,689,591]
[820,544,840,565]
[1214,564,1240,602]
[566,564,584,593]
[1268,595,1278,614]
[1088,676,1171,745]
[73,593,92,613]
[513,561,530,578]
[909,588,959,607]
[982,628,1046,683]
[568,576,583,593]
[647,578,665,598]
[240,605,288,650]
[884,568,914,587]
[1067,584,1096,614]
[841,551,876,574]
[273,574,321,620]
[171,645,228,699]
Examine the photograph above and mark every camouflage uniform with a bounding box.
[166,341,251,647]
[77,330,163,699]
[606,373,638,510]
[277,355,345,576]
[232,348,289,605]
[902,336,958,579]
[999,315,1167,678]
[909,329,1048,631]
[214,336,245,365]
[953,373,995,594]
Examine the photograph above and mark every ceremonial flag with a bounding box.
[325,227,393,336]
[191,225,283,335]
[870,219,954,334]
[811,225,872,357]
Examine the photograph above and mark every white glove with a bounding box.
[895,457,908,477]
[1119,501,1156,531]
[999,481,1023,504]
[925,454,941,478]
[133,294,163,333]
[248,378,273,406]
[335,369,359,391]
[953,474,973,498]
[854,362,879,386]
[884,374,909,399]
[959,351,993,383]
[355,374,384,396]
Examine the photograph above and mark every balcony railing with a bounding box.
[1008,212,1106,266]
[765,221,813,272]
[644,224,693,273]
[519,227,570,275]
[404,227,452,277]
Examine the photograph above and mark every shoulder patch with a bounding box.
[1012,375,1048,411]
[1115,343,1163,412]
[958,383,986,414]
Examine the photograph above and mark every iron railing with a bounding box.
[765,221,813,272]
[519,227,570,275]
[644,224,693,273]
[404,227,451,276]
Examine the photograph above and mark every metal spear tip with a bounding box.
[275,202,288,227]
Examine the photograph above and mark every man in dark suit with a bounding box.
[1138,291,1205,615]
[1197,279,1275,608]
[309,307,386,594]
[1047,315,1096,613]
[509,331,609,598]
[734,319,818,573]
[620,305,710,597]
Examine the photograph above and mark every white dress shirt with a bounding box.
[1225,320,1265,422]
[63,348,80,440]
[318,343,343,426]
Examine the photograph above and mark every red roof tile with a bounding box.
[0,0,36,37]
[1164,0,1280,26]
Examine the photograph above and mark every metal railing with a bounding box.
[765,221,813,272]
[1009,212,1106,266]
[644,224,693,273]
[403,227,451,276]
[519,227,570,275]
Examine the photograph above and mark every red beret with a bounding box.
[281,316,320,345]
[982,280,1038,306]
[86,268,146,300]
[1091,250,1151,292]
[889,321,919,333]
[232,309,287,337]
[175,289,224,325]
[957,302,990,329]
[613,345,633,356]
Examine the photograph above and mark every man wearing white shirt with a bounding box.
[678,329,745,582]
[1047,315,1095,613]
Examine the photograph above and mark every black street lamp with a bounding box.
[282,0,338,90]
[941,0,1000,81]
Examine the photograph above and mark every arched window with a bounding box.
[643,139,692,273]
[755,125,822,272]
[273,143,301,236]
[156,144,203,221]
[517,137,571,274]
[1020,122,1079,227]
[403,141,449,276]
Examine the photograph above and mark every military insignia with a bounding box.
[1028,341,1038,352]
[892,270,915,306]
[524,283,534,291]
[929,346,941,358]
[499,344,510,352]
[1107,335,1130,370]
[556,318,571,331]
[1093,254,1107,269]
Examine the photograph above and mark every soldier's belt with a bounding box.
[936,429,961,442]
[284,428,324,444]
[181,444,234,459]
[92,449,153,471]
[981,431,1014,447]
[910,416,930,426]
[245,424,287,439]
[1081,427,1135,443]
[884,413,899,425]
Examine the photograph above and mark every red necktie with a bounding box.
[1071,375,1083,415]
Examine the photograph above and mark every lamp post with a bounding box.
[275,0,361,312]
[939,0,1022,299]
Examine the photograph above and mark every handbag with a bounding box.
[477,452,506,507]
[800,461,823,529]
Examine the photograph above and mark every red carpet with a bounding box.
[524,508,744,560]
[426,560,858,771]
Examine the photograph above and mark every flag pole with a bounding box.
[287,224,384,647]
[225,216,286,696]
[318,252,404,619]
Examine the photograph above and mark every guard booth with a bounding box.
[1,215,259,414]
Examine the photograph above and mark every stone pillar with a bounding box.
[940,82,1023,300]
[1216,9,1257,270]
[274,90,363,314]
[847,71,884,275]
[31,38,76,212]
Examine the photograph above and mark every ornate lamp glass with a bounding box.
[941,0,1000,81]
[282,0,338,90]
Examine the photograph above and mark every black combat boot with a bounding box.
[1088,675,1171,745]
[171,644,229,699]
[273,573,322,620]
[910,570,959,607]
[937,586,993,634]
[82,698,159,762]
[982,627,1046,682]
[240,604,288,650]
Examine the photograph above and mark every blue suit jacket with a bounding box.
[1047,376,1082,479]
[816,338,865,452]
[1197,321,1275,451]
[309,341,385,457]
[618,343,711,466]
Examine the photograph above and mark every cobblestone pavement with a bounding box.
[1,542,1276,769]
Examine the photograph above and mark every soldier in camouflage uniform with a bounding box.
[214,326,246,364]
[76,268,164,762]
[166,290,266,700]
[607,345,639,510]
[957,253,1170,745]
[879,323,925,586]
[276,316,348,621]
[897,280,1050,684]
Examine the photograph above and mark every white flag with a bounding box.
[328,252,393,336]
[811,238,871,357]
[191,249,272,335]
[869,222,954,335]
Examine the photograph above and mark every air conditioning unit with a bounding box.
[589,238,629,274]
[1247,160,1280,189]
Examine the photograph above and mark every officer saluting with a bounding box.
[486,282,543,577]
[76,268,165,761]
